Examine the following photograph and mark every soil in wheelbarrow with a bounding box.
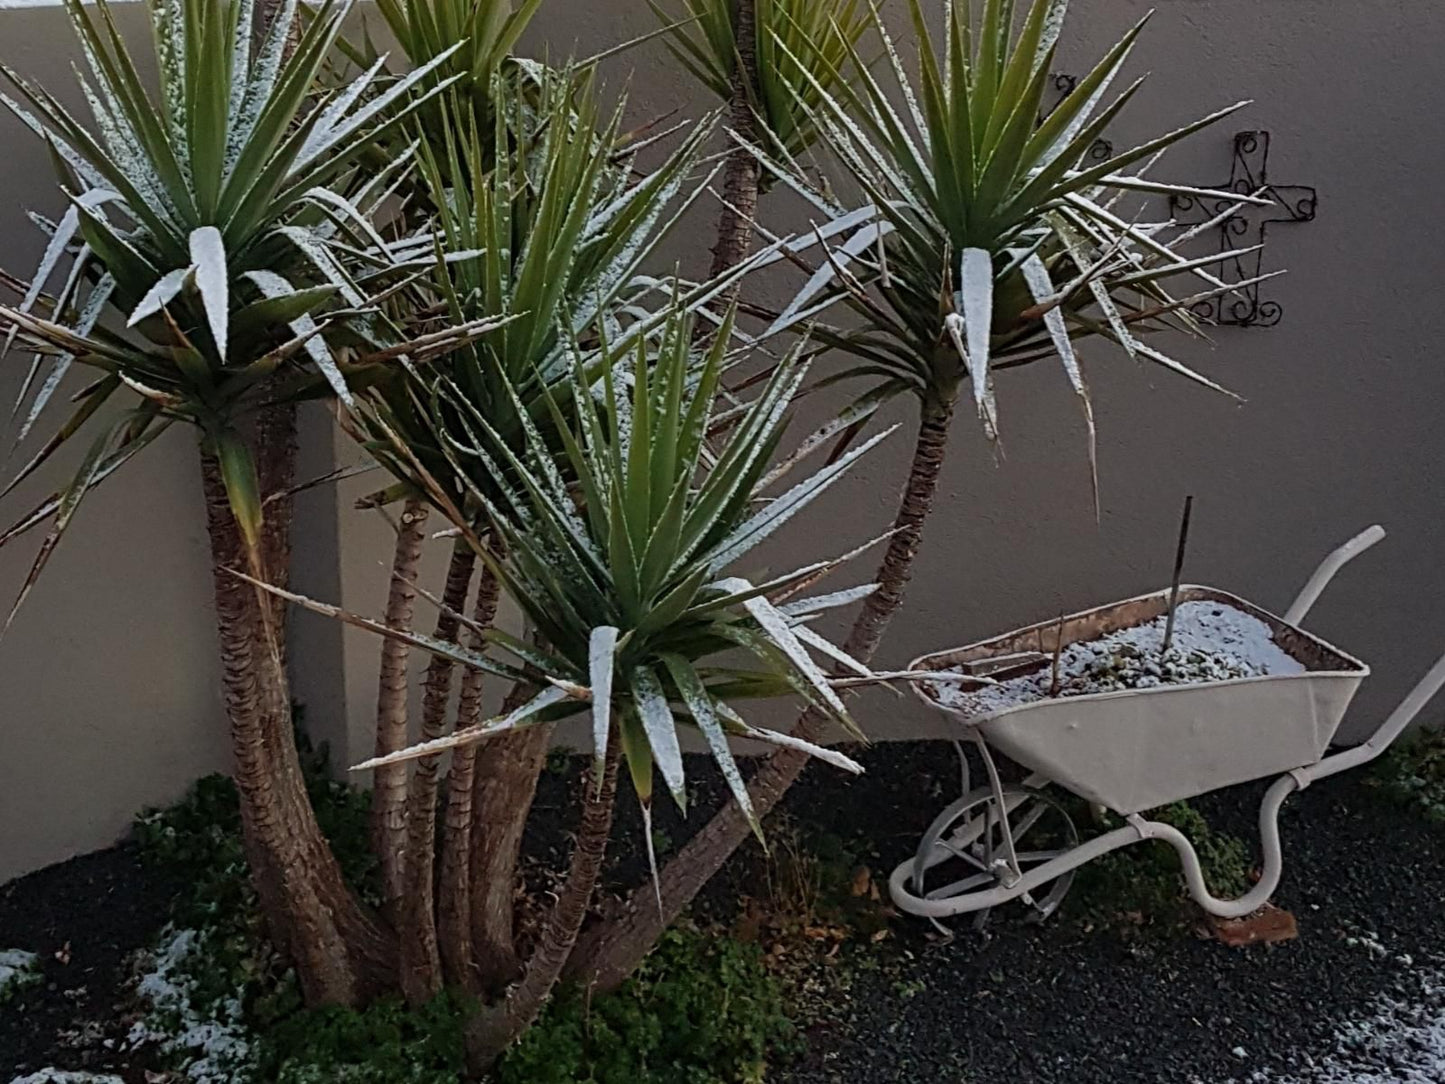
[717,739,1445,1084]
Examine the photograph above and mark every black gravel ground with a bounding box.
[760,741,1445,1084]
[1,743,1440,1084]
[0,842,180,1081]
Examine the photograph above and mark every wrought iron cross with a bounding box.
[1167,131,1318,328]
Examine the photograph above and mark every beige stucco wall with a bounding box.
[2,0,1442,881]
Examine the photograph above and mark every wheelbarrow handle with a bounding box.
[1284,524,1387,627]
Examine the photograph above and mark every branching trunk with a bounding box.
[708,0,762,289]
[466,740,622,1072]
[437,554,504,993]
[201,444,394,1006]
[467,707,555,993]
[564,394,958,994]
[399,542,477,1005]
[372,497,429,920]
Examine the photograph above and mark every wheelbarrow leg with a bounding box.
[1284,524,1386,626]
[1136,644,1445,920]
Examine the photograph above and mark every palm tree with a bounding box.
[566,0,1280,992]
[0,0,467,1004]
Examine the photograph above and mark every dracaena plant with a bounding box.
[303,306,888,863]
[0,0,475,1005]
[339,63,733,983]
[338,0,543,184]
[561,0,1286,995]
[653,0,871,162]
[373,0,541,102]
[247,305,889,1055]
[760,0,1268,445]
[352,65,722,518]
[0,0,461,594]
[653,0,874,284]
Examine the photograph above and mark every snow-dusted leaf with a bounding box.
[631,664,686,810]
[791,624,871,677]
[956,247,997,440]
[714,576,850,720]
[188,227,228,362]
[351,686,571,770]
[127,267,190,327]
[17,273,114,444]
[776,583,879,618]
[1022,253,1097,510]
[273,226,366,306]
[767,216,892,337]
[8,189,118,350]
[705,425,897,573]
[588,625,620,786]
[661,653,760,842]
[243,270,352,408]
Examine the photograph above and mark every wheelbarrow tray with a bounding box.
[911,586,1368,815]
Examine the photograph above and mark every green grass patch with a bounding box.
[1068,800,1252,932]
[1370,726,1445,825]
[497,925,797,1084]
[132,722,801,1083]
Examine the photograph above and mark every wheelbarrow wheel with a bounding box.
[908,784,1080,930]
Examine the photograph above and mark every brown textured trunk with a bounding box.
[436,554,504,993]
[399,542,477,1005]
[467,699,554,993]
[708,0,762,290]
[201,444,395,1006]
[466,739,621,1072]
[564,393,958,994]
[372,497,429,920]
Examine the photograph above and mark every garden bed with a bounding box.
[3,740,1444,1084]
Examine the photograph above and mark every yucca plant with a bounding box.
[254,304,889,1062]
[0,0,470,1005]
[566,0,1281,993]
[652,0,873,281]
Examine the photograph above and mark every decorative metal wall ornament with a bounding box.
[1043,74,1114,162]
[1167,130,1318,328]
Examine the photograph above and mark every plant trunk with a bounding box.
[708,0,762,291]
[466,699,555,994]
[563,393,958,994]
[466,739,622,1072]
[436,555,504,993]
[399,542,477,1005]
[372,497,429,921]
[201,443,394,1006]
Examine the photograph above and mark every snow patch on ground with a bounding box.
[936,601,1306,718]
[125,927,255,1083]
[8,1073,126,1084]
[1235,960,1445,1084]
[0,948,40,998]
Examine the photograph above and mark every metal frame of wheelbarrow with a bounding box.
[888,525,1445,927]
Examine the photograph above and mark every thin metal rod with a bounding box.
[1161,495,1194,653]
[1048,612,1066,697]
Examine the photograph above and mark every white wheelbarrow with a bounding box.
[889,526,1445,926]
